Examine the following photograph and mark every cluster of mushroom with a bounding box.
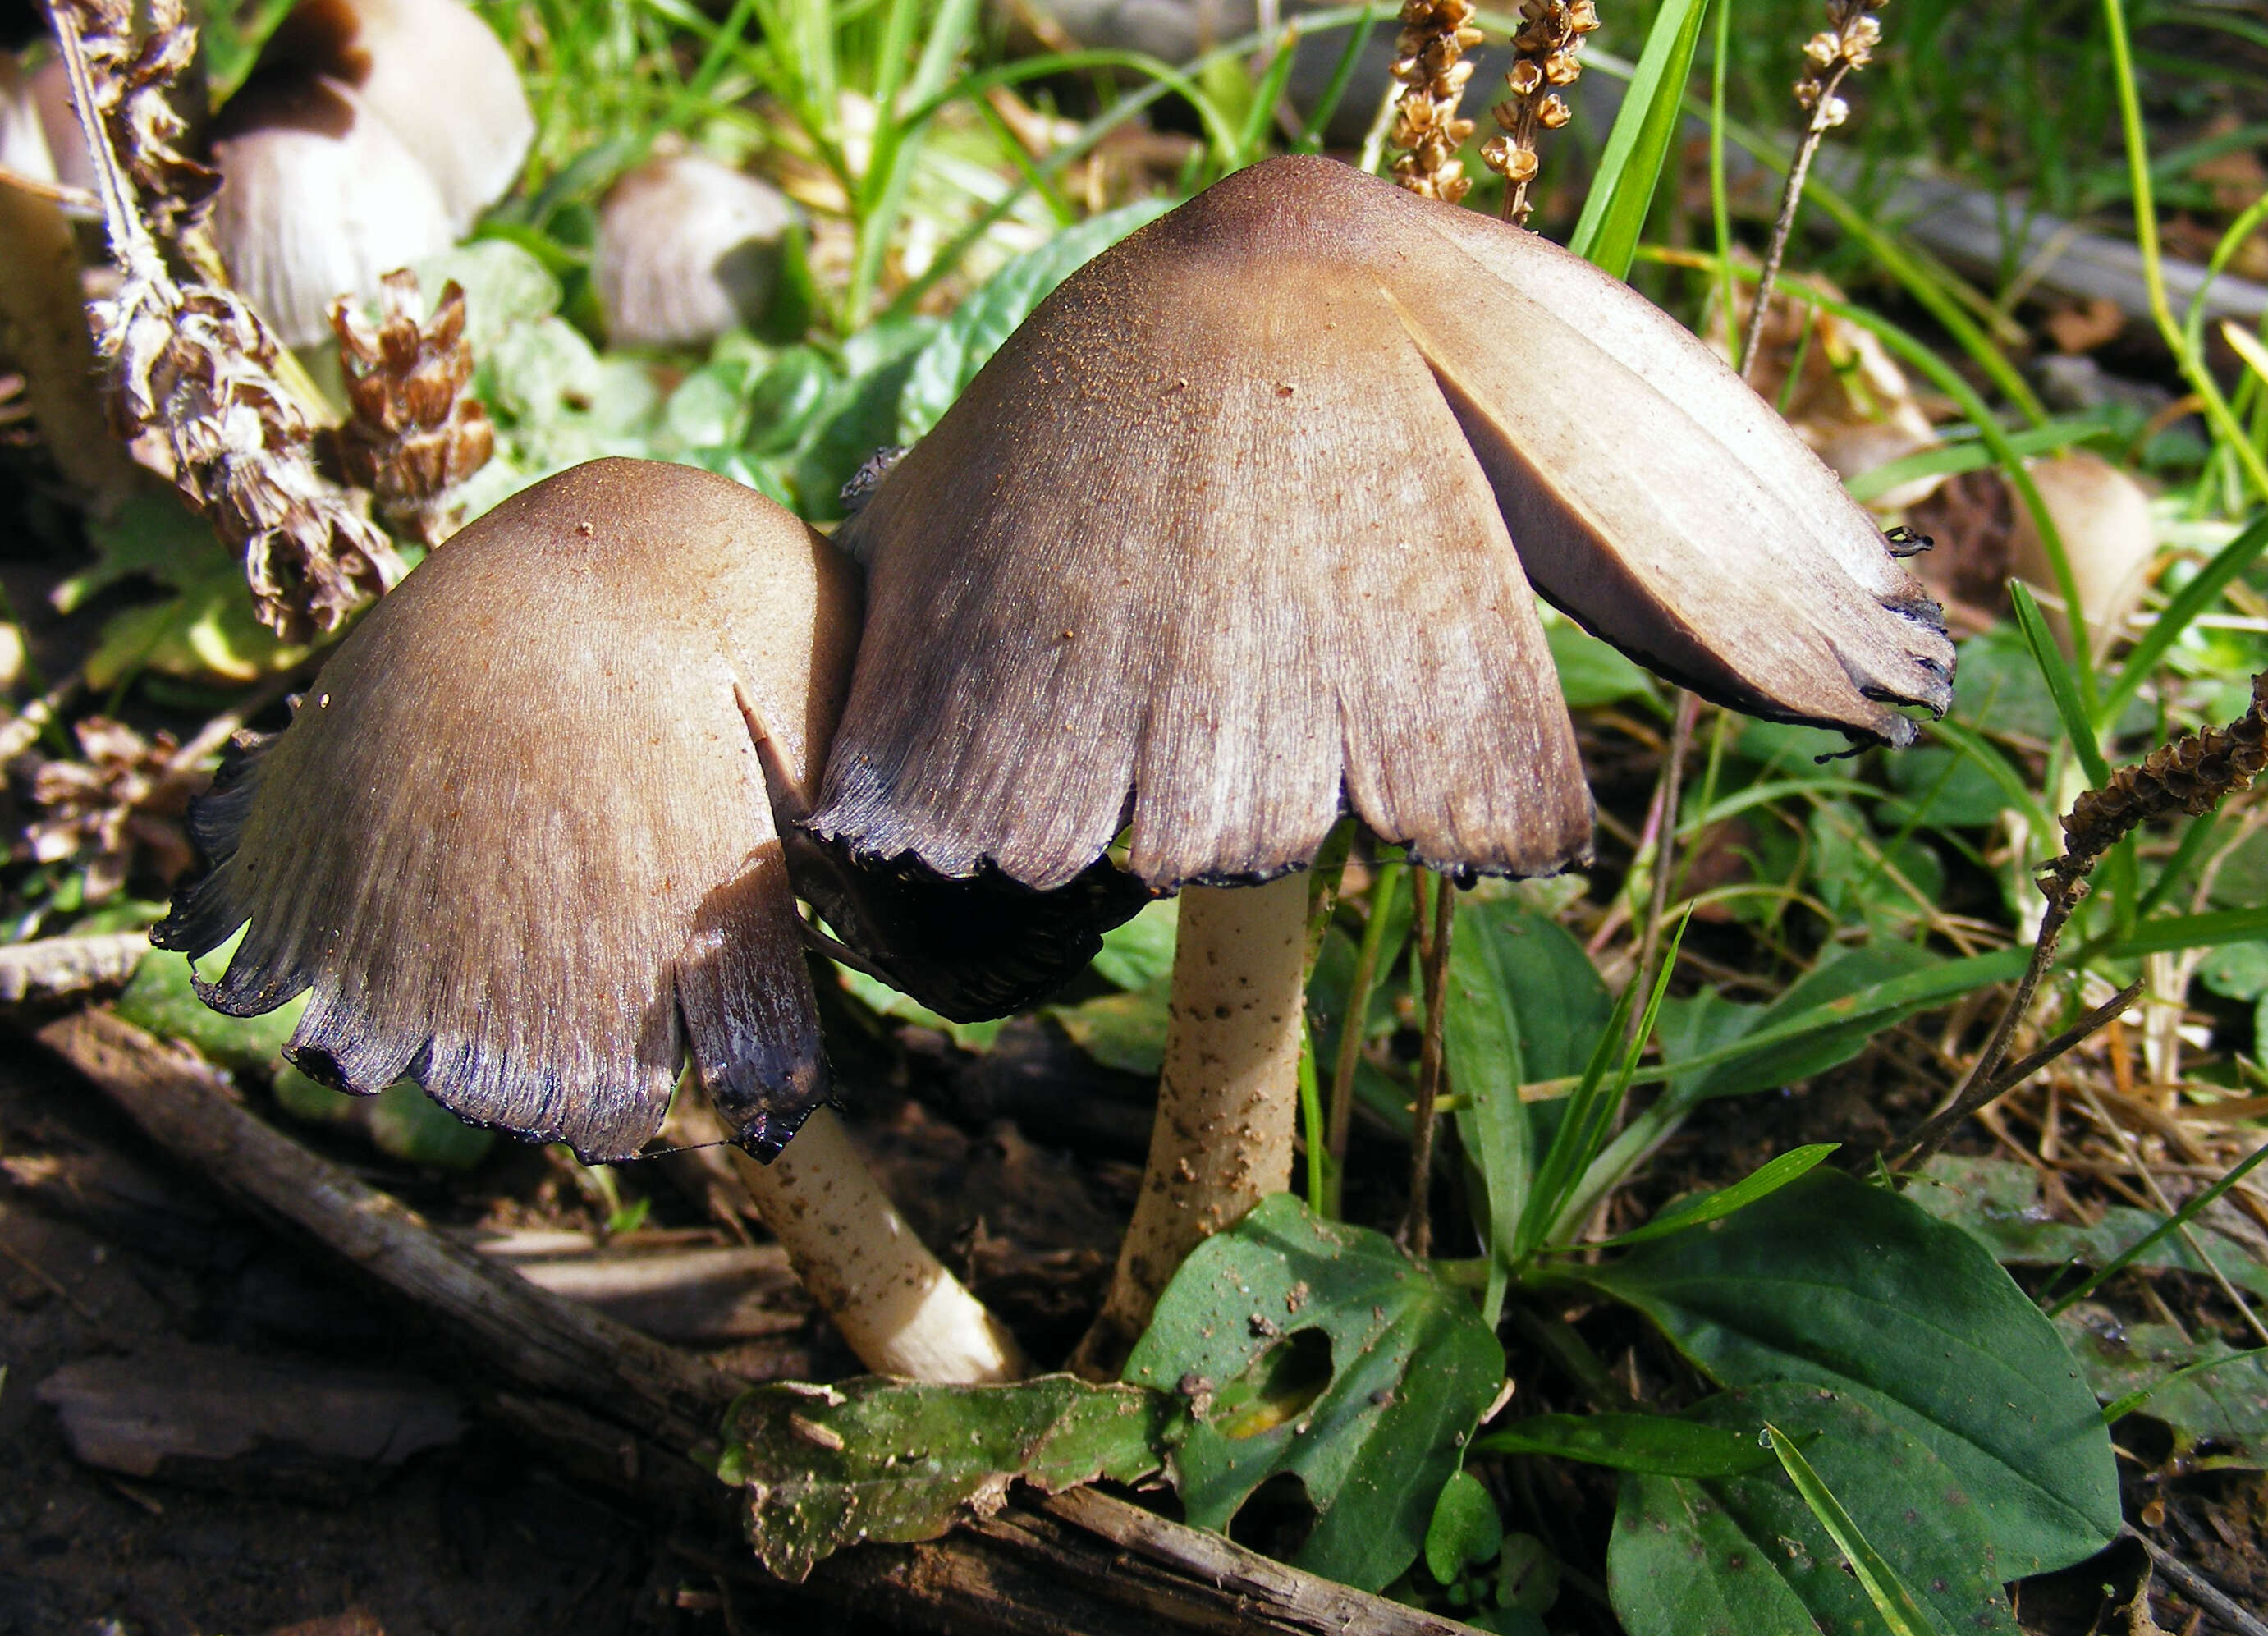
[158,154,1954,1386]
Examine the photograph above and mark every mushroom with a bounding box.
[206,72,452,347]
[809,153,1955,1368]
[205,0,533,346]
[155,457,1024,1383]
[594,154,797,350]
[241,0,532,235]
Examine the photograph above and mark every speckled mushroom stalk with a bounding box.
[811,154,1955,1373]
[157,458,1021,1383]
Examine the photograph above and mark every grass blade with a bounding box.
[2046,1139,2268,1315]
[1584,1144,1839,1249]
[1764,1423,1954,1636]
[1567,0,1710,279]
[2010,581,2112,786]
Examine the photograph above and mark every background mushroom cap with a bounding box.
[156,458,861,1161]
[245,0,533,234]
[813,154,1954,893]
[208,74,453,348]
[595,154,797,350]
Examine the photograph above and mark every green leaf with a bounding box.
[720,1375,1184,1582]
[117,946,302,1075]
[2103,905,2268,957]
[1424,1469,1504,1583]
[1764,1422,1958,1636]
[1913,1156,2268,1305]
[2059,1309,2268,1460]
[1586,1170,2120,1574]
[1588,1145,1839,1249]
[1048,979,1171,1075]
[1124,1194,1505,1591]
[1657,942,1940,1107]
[1089,897,1180,990]
[1568,0,1711,278]
[835,965,1004,1052]
[1477,1412,1778,1478]
[2096,512,2268,732]
[364,1083,497,1171]
[1609,1386,2014,1636]
[416,239,564,345]
[1546,621,1656,708]
[791,316,940,519]
[1446,899,1609,1283]
[895,199,1175,443]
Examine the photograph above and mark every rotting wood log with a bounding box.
[37,1006,1496,1636]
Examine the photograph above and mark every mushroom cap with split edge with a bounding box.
[810,154,1955,892]
[154,459,859,1162]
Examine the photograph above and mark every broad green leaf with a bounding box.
[791,314,940,518]
[415,239,564,343]
[2104,906,2268,957]
[895,199,1175,443]
[1124,1194,1505,1591]
[1546,621,1656,708]
[1610,1386,2014,1636]
[272,1068,496,1171]
[835,965,1005,1052]
[1913,1156,2268,1304]
[117,946,302,1074]
[1048,979,1170,1075]
[1567,0,1711,280]
[1764,1421,1955,1636]
[720,1375,1184,1582]
[1089,897,1180,990]
[2059,1308,2268,1460]
[1446,900,1609,1280]
[1588,1145,1839,1249]
[1424,1469,1504,1583]
[1477,1412,1777,1478]
[1587,1170,2120,1574]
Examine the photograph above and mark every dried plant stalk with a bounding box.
[1890,673,2268,1172]
[48,0,405,641]
[1738,0,1883,377]
[1389,0,1484,202]
[323,272,495,547]
[1481,0,1597,226]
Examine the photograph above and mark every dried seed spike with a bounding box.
[1482,0,1592,223]
[2047,671,2268,900]
[1389,0,1482,204]
[322,272,494,547]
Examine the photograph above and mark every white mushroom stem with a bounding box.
[1076,872,1309,1375]
[722,1105,1026,1384]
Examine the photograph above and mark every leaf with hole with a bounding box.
[719,1375,1184,1581]
[1586,1168,2120,1575]
[1124,1194,1505,1591]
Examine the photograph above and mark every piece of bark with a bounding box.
[37,1007,1496,1635]
[261,1611,386,1636]
[38,1340,462,1502]
[489,1240,813,1346]
[38,1008,743,1455]
[0,932,150,1008]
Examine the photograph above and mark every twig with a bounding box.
[1401,871,1455,1257]
[1628,691,1698,1046]
[2124,1524,2268,1636]
[0,933,151,1007]
[1326,856,1403,1215]
[1985,977,2147,1098]
[1737,2,1882,378]
[2071,1077,2268,1350]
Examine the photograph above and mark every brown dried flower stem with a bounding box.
[1888,672,2268,1175]
[46,0,403,642]
[1389,0,1484,202]
[1482,0,1598,226]
[1628,690,1699,1045]
[1737,2,1882,378]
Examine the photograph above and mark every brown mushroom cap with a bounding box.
[812,154,1953,893]
[155,458,861,1161]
